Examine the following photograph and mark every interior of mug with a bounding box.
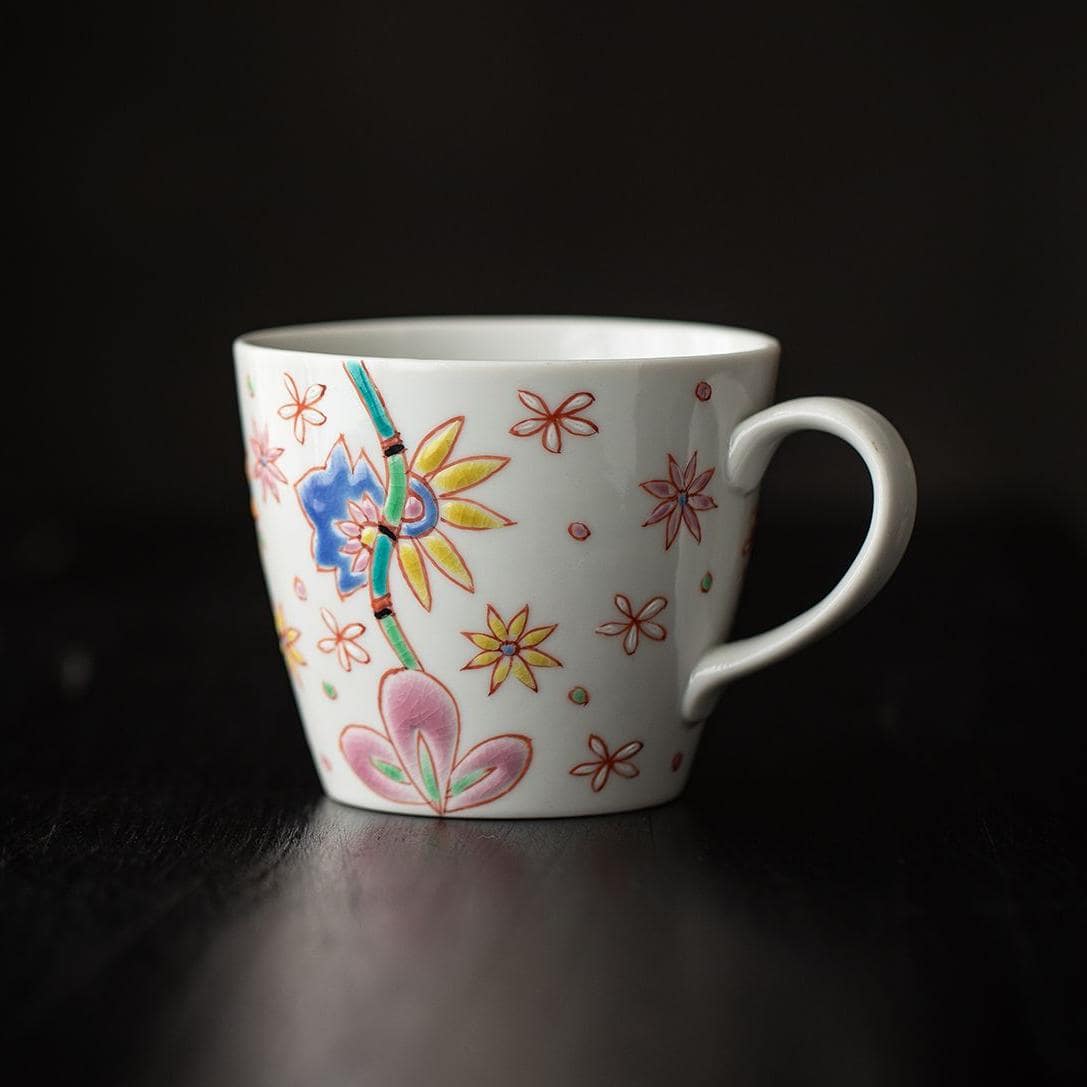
[239,316,776,362]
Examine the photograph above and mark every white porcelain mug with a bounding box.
[234,317,916,818]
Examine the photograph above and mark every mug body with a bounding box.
[234,317,779,817]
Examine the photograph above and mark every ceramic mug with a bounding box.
[234,316,916,818]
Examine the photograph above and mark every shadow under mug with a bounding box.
[234,316,916,818]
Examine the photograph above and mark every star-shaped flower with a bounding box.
[641,452,717,549]
[316,607,370,671]
[462,604,561,693]
[569,734,644,792]
[595,594,668,655]
[277,373,327,444]
[250,421,288,503]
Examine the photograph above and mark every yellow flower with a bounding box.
[274,604,306,677]
[462,604,561,694]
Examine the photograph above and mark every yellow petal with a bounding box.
[360,525,378,548]
[486,605,508,640]
[520,648,560,669]
[439,498,514,531]
[519,624,556,647]
[466,632,501,650]
[490,655,512,692]
[430,456,507,496]
[412,417,463,475]
[510,655,538,691]
[465,649,502,669]
[396,539,431,611]
[419,530,474,591]
[507,606,529,641]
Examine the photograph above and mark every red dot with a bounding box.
[695,381,712,401]
[671,752,683,772]
[568,521,591,541]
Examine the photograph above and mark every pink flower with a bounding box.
[641,452,717,549]
[317,607,370,671]
[250,421,288,502]
[335,495,382,574]
[277,373,327,444]
[595,594,668,655]
[340,669,533,815]
[509,390,598,454]
[569,734,644,792]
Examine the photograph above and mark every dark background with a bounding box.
[6,4,1086,1085]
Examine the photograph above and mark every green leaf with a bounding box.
[372,757,406,783]
[417,739,441,803]
[450,767,489,797]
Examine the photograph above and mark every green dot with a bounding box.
[568,686,590,706]
[322,681,338,700]
[700,572,714,593]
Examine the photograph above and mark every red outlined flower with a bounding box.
[250,421,288,502]
[317,607,370,671]
[569,734,644,792]
[274,604,306,676]
[462,604,561,693]
[335,494,382,575]
[278,373,327,444]
[595,594,668,655]
[509,390,598,454]
[641,452,717,549]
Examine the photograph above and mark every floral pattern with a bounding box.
[250,421,287,503]
[340,669,532,814]
[641,452,717,549]
[296,418,513,607]
[278,373,328,444]
[569,734,644,792]
[595,594,668,655]
[462,604,561,693]
[317,607,370,671]
[509,390,598,454]
[274,604,305,676]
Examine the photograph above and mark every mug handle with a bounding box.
[682,397,917,722]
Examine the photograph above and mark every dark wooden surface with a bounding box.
[3,510,1084,1086]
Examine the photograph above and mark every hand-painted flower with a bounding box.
[296,418,514,606]
[509,390,598,454]
[461,604,561,694]
[316,607,370,671]
[274,604,306,676]
[339,669,532,814]
[250,421,288,503]
[569,734,644,792]
[278,373,327,444]
[640,452,717,549]
[595,594,668,655]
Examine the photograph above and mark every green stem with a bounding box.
[345,360,421,671]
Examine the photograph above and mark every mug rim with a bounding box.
[235,314,780,366]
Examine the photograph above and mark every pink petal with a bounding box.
[559,416,598,436]
[595,621,630,636]
[338,521,362,540]
[687,494,716,510]
[668,455,685,490]
[681,504,702,542]
[349,549,371,573]
[689,467,715,493]
[623,624,640,655]
[445,734,533,812]
[557,391,595,414]
[517,390,551,415]
[639,621,667,641]
[360,495,381,521]
[510,417,548,436]
[268,461,288,483]
[340,726,424,805]
[640,479,676,499]
[614,594,633,616]
[588,734,609,758]
[683,453,697,488]
[642,498,676,526]
[543,422,563,454]
[380,670,460,806]
[665,506,682,549]
[636,596,668,620]
[341,538,363,554]
[403,495,424,521]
